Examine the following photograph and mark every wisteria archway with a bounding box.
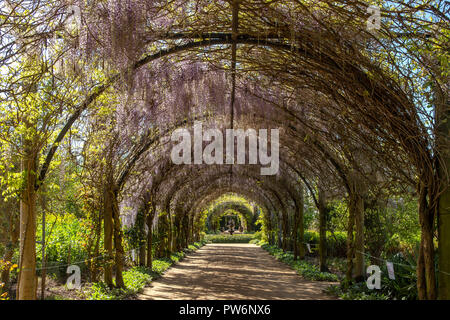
[1,0,448,300]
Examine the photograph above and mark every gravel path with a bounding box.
[137,243,338,300]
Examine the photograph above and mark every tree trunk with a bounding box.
[346,193,356,284]
[167,212,173,256]
[1,245,16,292]
[298,184,305,260]
[282,212,288,251]
[136,209,146,266]
[40,194,46,300]
[91,210,101,282]
[1,208,19,292]
[417,181,437,299]
[111,189,125,288]
[346,174,365,283]
[318,187,329,272]
[146,205,154,270]
[436,81,450,300]
[417,235,427,300]
[139,242,146,266]
[354,192,365,282]
[103,187,114,288]
[293,207,299,260]
[17,152,38,300]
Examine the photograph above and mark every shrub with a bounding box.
[151,259,172,275]
[87,266,152,300]
[252,231,263,240]
[204,234,254,243]
[122,266,152,293]
[377,252,418,300]
[326,251,418,300]
[303,230,347,257]
[37,214,92,279]
[260,244,338,282]
[326,283,390,300]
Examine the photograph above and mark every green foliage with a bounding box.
[303,230,347,257]
[88,266,152,300]
[204,233,254,243]
[0,260,17,300]
[37,213,93,278]
[252,231,263,240]
[327,251,418,300]
[123,210,147,254]
[88,241,205,300]
[261,244,338,282]
[326,283,390,300]
[184,241,204,253]
[326,200,349,232]
[303,191,318,229]
[151,259,172,275]
[249,231,263,244]
[255,211,272,244]
[122,267,152,293]
[377,252,418,300]
[365,196,420,257]
[327,257,347,274]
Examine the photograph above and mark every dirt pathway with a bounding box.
[137,243,338,300]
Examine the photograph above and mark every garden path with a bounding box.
[137,243,337,300]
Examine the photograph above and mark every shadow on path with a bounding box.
[137,243,338,300]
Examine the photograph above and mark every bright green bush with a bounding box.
[252,231,263,240]
[122,267,152,292]
[87,266,152,300]
[303,230,347,257]
[204,233,254,243]
[151,259,172,275]
[37,214,92,278]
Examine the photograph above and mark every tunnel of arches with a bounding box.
[1,0,448,301]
